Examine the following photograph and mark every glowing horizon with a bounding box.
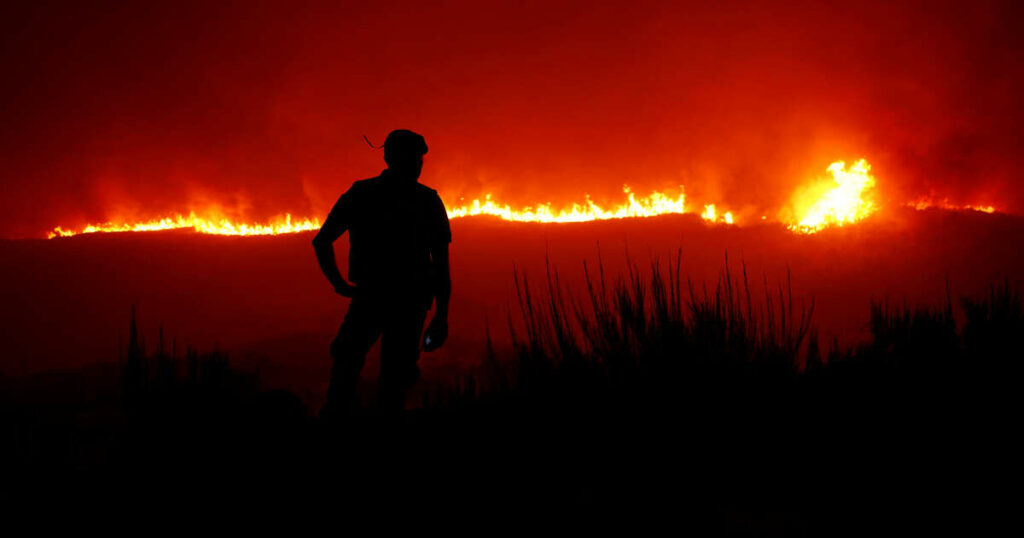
[43,159,1000,239]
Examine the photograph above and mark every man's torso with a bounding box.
[337,173,449,300]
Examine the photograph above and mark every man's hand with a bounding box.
[334,281,359,298]
[422,315,448,351]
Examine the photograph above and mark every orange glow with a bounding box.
[700,204,734,225]
[47,186,690,238]
[908,197,996,214]
[787,159,877,234]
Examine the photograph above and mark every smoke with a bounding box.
[1,1,1020,238]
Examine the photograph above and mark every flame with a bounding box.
[700,203,733,224]
[787,159,877,234]
[46,186,688,238]
[908,197,995,214]
[47,213,321,239]
[446,185,686,223]
[700,204,734,225]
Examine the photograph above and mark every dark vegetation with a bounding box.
[2,252,1020,531]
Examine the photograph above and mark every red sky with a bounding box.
[1,0,1021,238]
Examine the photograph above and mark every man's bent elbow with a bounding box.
[312,231,330,249]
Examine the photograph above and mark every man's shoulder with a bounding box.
[341,176,443,205]
[413,183,444,203]
[351,175,382,190]
[416,183,439,195]
[340,176,383,199]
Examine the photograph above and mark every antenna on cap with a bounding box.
[362,134,384,149]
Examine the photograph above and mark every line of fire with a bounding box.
[43,158,1000,239]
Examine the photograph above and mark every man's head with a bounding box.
[383,129,428,181]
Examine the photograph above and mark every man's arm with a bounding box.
[312,193,357,297]
[431,242,451,317]
[423,242,451,351]
[423,191,452,351]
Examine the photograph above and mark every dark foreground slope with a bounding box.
[2,264,1020,532]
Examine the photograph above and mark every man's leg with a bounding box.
[378,304,430,413]
[322,298,381,421]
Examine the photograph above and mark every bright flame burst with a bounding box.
[787,159,876,234]
[700,204,734,225]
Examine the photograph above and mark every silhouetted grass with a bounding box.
[425,249,1020,420]
[426,249,817,417]
[407,249,1021,531]
[2,306,311,510]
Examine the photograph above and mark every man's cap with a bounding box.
[383,129,428,158]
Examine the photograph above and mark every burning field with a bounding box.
[14,155,1015,406]
[4,197,1022,400]
[2,0,1023,528]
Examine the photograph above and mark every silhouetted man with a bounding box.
[313,129,451,418]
